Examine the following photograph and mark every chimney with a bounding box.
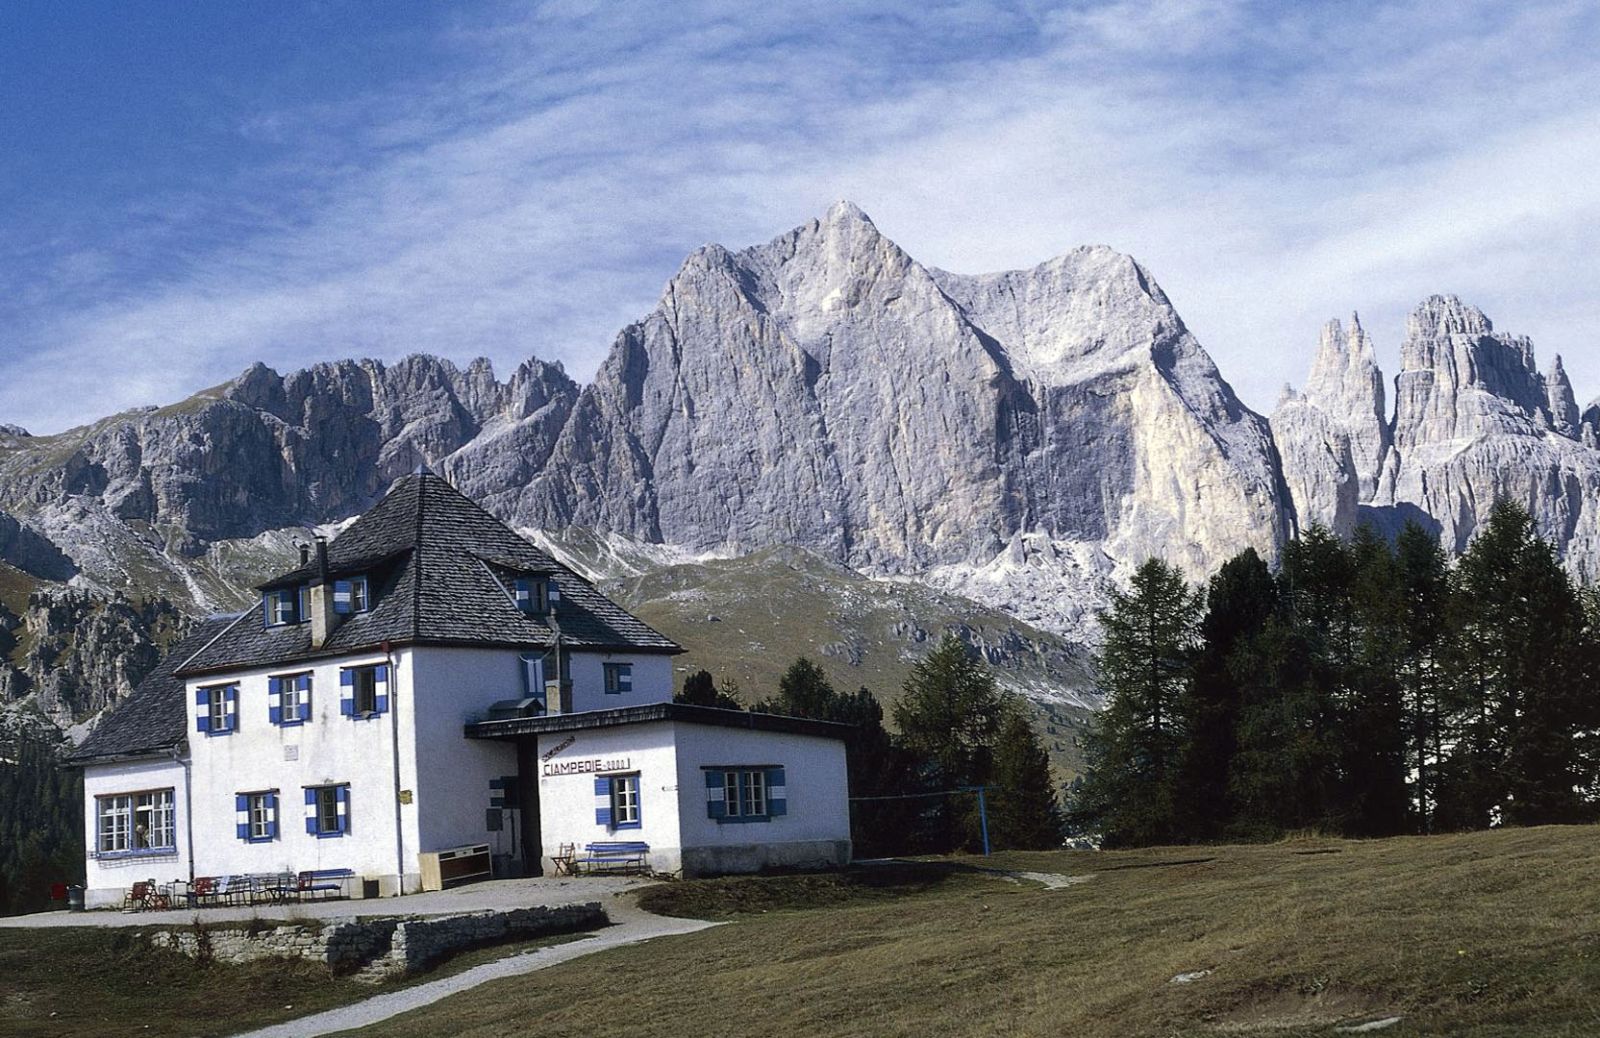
[309,537,337,648]
[299,543,311,568]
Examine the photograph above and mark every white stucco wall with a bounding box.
[407,647,521,863]
[534,722,684,875]
[673,724,852,874]
[532,719,851,877]
[182,647,423,894]
[82,756,192,908]
[566,651,674,713]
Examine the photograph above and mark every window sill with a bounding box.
[714,816,774,825]
[312,831,348,839]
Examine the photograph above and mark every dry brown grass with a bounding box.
[341,826,1600,1038]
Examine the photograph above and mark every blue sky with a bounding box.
[2,0,1598,433]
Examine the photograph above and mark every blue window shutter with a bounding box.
[235,794,250,841]
[195,688,210,733]
[268,676,282,725]
[340,668,354,716]
[333,579,353,614]
[705,770,726,820]
[336,785,350,834]
[304,787,318,835]
[297,674,313,721]
[767,768,787,817]
[223,686,238,732]
[375,665,390,713]
[267,791,279,839]
[594,776,612,828]
[513,578,531,612]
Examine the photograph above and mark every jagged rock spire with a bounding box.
[1298,312,1389,500]
[1545,354,1580,439]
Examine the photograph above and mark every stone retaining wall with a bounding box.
[145,903,605,980]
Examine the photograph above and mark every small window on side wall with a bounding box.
[305,784,349,837]
[333,576,371,615]
[340,663,389,718]
[603,662,632,695]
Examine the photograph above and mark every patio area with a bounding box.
[0,873,655,929]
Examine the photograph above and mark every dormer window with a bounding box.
[264,588,300,627]
[333,576,371,615]
[512,576,549,614]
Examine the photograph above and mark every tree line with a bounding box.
[677,635,1063,854]
[0,730,83,916]
[1074,500,1600,846]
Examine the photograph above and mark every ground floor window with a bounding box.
[305,784,350,837]
[236,790,279,842]
[97,789,175,853]
[594,773,642,830]
[706,767,787,822]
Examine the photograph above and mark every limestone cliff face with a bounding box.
[522,202,1289,583]
[1277,294,1600,582]
[0,356,577,600]
[1375,296,1600,577]
[1269,387,1359,536]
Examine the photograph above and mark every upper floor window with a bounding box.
[333,576,370,615]
[96,789,175,855]
[603,662,633,695]
[263,588,300,626]
[512,576,551,614]
[340,663,390,718]
[270,673,312,726]
[195,684,238,735]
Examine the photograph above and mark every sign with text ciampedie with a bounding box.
[542,756,632,777]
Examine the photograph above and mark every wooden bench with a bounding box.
[576,841,650,875]
[296,868,356,900]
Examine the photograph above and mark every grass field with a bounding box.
[0,924,586,1038]
[337,826,1600,1038]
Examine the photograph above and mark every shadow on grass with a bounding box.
[635,860,973,920]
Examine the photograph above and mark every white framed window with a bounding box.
[333,576,371,614]
[603,662,632,695]
[306,784,349,837]
[97,790,175,854]
[272,672,311,725]
[708,767,784,822]
[248,792,274,841]
[264,588,298,626]
[196,683,237,734]
[611,774,641,828]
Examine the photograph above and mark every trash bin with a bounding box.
[66,885,85,912]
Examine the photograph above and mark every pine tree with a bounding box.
[894,635,1007,851]
[757,658,836,718]
[1393,521,1452,830]
[1440,501,1596,827]
[676,668,742,709]
[989,708,1063,849]
[1180,547,1276,841]
[1343,525,1410,836]
[1073,559,1200,846]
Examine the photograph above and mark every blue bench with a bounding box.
[296,868,356,900]
[577,842,650,875]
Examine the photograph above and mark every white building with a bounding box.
[70,471,852,908]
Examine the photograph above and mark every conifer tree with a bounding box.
[989,708,1063,849]
[1344,525,1410,836]
[1180,547,1276,840]
[1440,501,1596,827]
[1073,559,1200,846]
[1393,521,1453,830]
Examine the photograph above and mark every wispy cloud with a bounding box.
[4,0,1598,433]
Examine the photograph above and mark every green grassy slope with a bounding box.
[345,825,1600,1038]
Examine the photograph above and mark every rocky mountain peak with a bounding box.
[1408,293,1493,340]
[1545,353,1581,438]
[1300,313,1389,498]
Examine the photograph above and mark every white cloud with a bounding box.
[5,0,1599,433]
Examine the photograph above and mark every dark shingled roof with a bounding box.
[177,471,679,677]
[65,617,241,765]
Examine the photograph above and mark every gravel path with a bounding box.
[230,901,718,1038]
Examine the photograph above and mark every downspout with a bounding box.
[387,643,405,895]
[170,744,195,884]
